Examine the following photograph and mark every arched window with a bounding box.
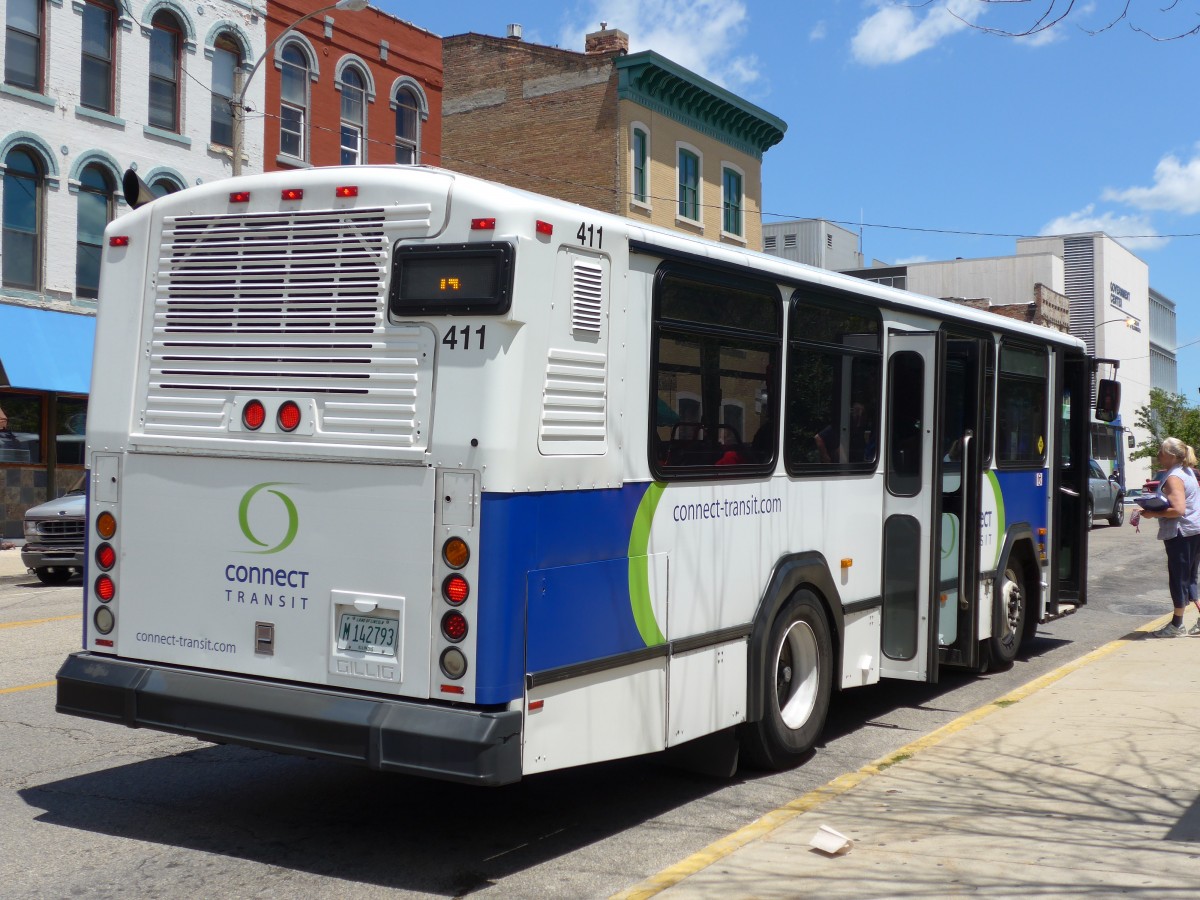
[279,43,309,160]
[80,0,117,113]
[3,147,43,290]
[149,177,181,198]
[339,67,366,165]
[149,10,182,132]
[76,164,115,299]
[210,32,241,147]
[394,87,419,164]
[5,0,44,92]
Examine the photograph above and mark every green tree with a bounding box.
[1130,388,1200,462]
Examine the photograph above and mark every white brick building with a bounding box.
[0,0,266,537]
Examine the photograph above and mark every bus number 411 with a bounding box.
[443,325,486,350]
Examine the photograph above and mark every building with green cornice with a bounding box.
[442,26,786,250]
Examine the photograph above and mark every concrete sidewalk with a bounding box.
[0,543,28,577]
[617,619,1200,899]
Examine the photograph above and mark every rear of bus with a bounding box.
[54,166,576,785]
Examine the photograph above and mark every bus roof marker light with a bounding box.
[840,558,852,569]
[535,220,553,236]
[281,188,304,201]
[471,218,496,230]
[335,185,358,198]
[108,235,130,247]
[229,191,250,203]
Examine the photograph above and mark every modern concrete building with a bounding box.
[762,219,864,271]
[0,0,265,538]
[843,234,1173,488]
[441,25,786,250]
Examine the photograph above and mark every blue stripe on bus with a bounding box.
[993,469,1048,538]
[474,485,651,705]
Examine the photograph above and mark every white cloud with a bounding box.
[561,0,761,90]
[1103,147,1200,215]
[1040,205,1166,251]
[810,20,828,41]
[851,0,979,66]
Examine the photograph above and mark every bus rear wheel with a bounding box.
[740,590,832,770]
[987,562,1026,669]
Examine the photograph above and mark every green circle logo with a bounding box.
[238,483,299,554]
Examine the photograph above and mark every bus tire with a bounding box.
[740,590,832,770]
[987,561,1026,669]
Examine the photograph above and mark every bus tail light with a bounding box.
[242,399,266,431]
[441,611,468,642]
[277,400,302,432]
[95,543,116,571]
[442,574,469,605]
[471,218,496,230]
[335,185,358,198]
[229,191,250,203]
[281,188,304,201]
[95,574,116,602]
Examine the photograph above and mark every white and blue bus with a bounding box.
[57,166,1111,784]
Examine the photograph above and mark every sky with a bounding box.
[376,0,1200,401]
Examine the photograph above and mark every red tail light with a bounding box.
[281,188,303,201]
[277,400,302,432]
[536,220,553,236]
[442,574,469,605]
[242,399,266,430]
[441,611,468,642]
[471,218,496,230]
[335,185,358,198]
[95,574,116,602]
[229,191,250,203]
[108,235,130,247]
[95,543,116,570]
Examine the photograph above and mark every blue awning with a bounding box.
[0,304,96,394]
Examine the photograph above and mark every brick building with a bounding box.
[442,26,785,249]
[263,0,441,169]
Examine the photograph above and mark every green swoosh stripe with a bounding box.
[628,482,666,647]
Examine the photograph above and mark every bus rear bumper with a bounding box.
[55,652,523,786]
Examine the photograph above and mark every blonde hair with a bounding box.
[1161,437,1189,463]
[1188,446,1199,469]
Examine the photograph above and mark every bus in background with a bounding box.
[57,166,1111,784]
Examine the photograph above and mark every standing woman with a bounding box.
[1141,437,1200,637]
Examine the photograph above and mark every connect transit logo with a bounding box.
[238,482,299,554]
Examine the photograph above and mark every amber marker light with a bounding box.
[96,511,117,540]
[442,537,470,569]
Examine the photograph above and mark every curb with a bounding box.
[610,617,1166,900]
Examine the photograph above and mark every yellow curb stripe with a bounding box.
[611,622,1158,900]
[0,680,56,696]
[0,614,81,630]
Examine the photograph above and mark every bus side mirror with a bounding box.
[1095,378,1120,423]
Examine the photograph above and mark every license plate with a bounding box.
[336,613,398,656]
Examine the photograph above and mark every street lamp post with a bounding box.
[230,0,369,177]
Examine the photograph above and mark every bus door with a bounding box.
[880,331,943,683]
[1051,352,1091,607]
[934,335,987,669]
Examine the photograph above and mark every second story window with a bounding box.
[80,0,116,113]
[2,147,43,291]
[210,33,240,147]
[5,0,42,92]
[677,147,699,221]
[340,67,366,165]
[394,87,419,164]
[279,43,309,160]
[76,164,115,300]
[632,126,648,204]
[149,11,182,132]
[722,166,743,237]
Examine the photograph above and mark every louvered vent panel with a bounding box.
[571,260,604,335]
[1063,237,1096,354]
[139,207,434,451]
[539,349,607,454]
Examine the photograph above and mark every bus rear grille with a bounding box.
[139,208,434,451]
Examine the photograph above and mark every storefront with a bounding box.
[0,304,95,539]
